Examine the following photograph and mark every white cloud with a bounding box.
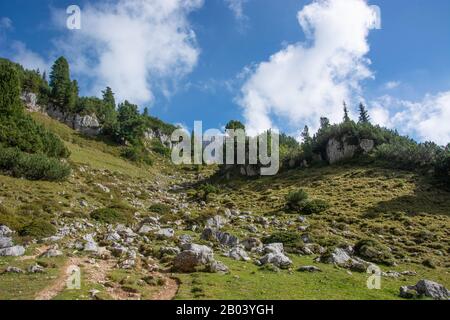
[238,0,378,135]
[384,81,400,90]
[55,0,204,106]
[371,92,450,145]
[10,41,50,73]
[225,0,248,21]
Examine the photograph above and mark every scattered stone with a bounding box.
[79,200,89,208]
[201,228,239,247]
[0,245,25,257]
[207,260,229,273]
[205,215,228,229]
[259,243,292,269]
[4,266,24,274]
[228,246,250,261]
[298,266,322,273]
[155,228,175,239]
[241,237,262,251]
[41,248,63,258]
[160,246,181,257]
[28,264,45,273]
[173,244,214,273]
[178,234,192,245]
[94,183,110,193]
[0,225,13,237]
[0,237,14,249]
[400,280,449,300]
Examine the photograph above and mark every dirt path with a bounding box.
[151,274,179,300]
[35,256,81,300]
[34,256,179,300]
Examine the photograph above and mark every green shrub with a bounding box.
[285,189,309,211]
[90,208,132,224]
[195,183,220,202]
[19,219,56,239]
[0,146,71,181]
[354,239,394,265]
[151,140,170,157]
[149,203,171,215]
[298,199,330,215]
[121,146,153,165]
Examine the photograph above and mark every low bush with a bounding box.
[90,207,132,224]
[121,146,153,165]
[285,189,309,211]
[298,199,330,215]
[354,239,394,265]
[0,146,71,181]
[19,219,56,239]
[149,203,171,215]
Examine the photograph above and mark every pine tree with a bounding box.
[49,57,72,111]
[358,102,370,123]
[343,102,350,122]
[143,107,149,117]
[0,62,23,116]
[102,87,116,109]
[301,125,311,143]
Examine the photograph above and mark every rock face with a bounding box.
[144,129,173,149]
[173,244,215,273]
[20,92,40,112]
[46,106,101,136]
[400,280,449,300]
[325,135,375,164]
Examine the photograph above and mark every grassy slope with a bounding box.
[0,112,449,300]
[175,165,450,300]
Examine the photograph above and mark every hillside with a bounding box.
[0,113,448,300]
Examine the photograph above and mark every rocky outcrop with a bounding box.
[46,106,101,136]
[20,92,40,112]
[144,129,173,149]
[325,135,375,164]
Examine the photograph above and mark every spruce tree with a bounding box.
[358,102,370,123]
[102,87,116,109]
[301,125,311,143]
[49,57,72,111]
[343,102,350,122]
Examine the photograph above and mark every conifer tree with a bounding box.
[358,102,370,123]
[343,102,351,122]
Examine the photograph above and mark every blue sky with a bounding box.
[0,0,449,144]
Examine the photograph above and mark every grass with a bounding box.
[0,253,67,300]
[175,255,449,300]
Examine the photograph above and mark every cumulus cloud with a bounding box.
[238,0,378,135]
[10,41,50,73]
[55,0,203,106]
[371,92,450,146]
